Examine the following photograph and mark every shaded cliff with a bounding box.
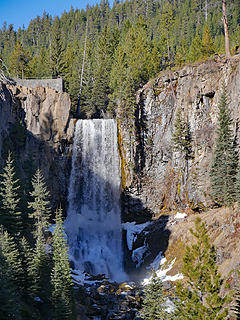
[120,54,240,220]
[0,83,74,210]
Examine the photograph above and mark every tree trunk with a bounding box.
[205,0,208,21]
[222,0,231,58]
[167,40,176,102]
[76,20,88,116]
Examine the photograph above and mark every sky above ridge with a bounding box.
[0,0,114,30]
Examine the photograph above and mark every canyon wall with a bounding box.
[1,55,240,218]
[119,55,240,221]
[0,83,74,210]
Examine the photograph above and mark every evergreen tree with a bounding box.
[232,286,240,320]
[91,26,112,117]
[28,168,50,238]
[50,17,65,77]
[201,25,215,57]
[141,270,167,320]
[0,152,22,237]
[172,109,193,159]
[0,229,24,295]
[28,47,52,78]
[187,26,215,62]
[19,236,34,298]
[110,18,153,122]
[9,41,30,78]
[28,169,52,301]
[174,218,228,319]
[51,206,73,320]
[0,252,20,320]
[29,229,52,302]
[210,86,237,206]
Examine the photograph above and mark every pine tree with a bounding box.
[91,26,112,117]
[29,229,52,302]
[51,206,73,320]
[201,25,215,57]
[28,169,52,301]
[0,252,20,320]
[19,236,34,298]
[50,17,65,77]
[9,41,30,78]
[0,229,24,295]
[141,270,168,320]
[0,152,22,237]
[210,86,237,206]
[172,109,193,159]
[174,218,228,319]
[28,168,50,238]
[232,286,240,320]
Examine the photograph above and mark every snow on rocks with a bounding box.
[143,257,183,285]
[122,221,151,251]
[175,212,187,219]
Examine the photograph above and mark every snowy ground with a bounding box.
[143,256,183,285]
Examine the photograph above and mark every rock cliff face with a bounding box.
[0,83,74,210]
[120,55,240,220]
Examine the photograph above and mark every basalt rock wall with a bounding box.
[0,83,75,210]
[119,55,240,220]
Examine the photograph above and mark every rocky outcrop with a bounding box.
[0,83,74,210]
[120,55,240,219]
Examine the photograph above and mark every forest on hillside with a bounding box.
[0,0,239,121]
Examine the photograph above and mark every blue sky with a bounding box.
[0,0,113,30]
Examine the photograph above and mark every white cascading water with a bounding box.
[65,119,125,281]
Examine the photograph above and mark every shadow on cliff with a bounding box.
[133,90,147,175]
[0,98,72,221]
[122,192,171,281]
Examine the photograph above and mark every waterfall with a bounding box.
[65,119,125,281]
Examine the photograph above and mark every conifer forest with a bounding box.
[0,0,240,319]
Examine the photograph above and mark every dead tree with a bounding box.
[222,0,231,58]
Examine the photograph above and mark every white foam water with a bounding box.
[65,119,125,281]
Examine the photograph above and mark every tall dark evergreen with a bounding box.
[141,270,167,320]
[29,229,52,302]
[0,252,20,320]
[19,236,33,298]
[51,206,74,320]
[0,153,22,237]
[210,86,237,206]
[28,168,51,238]
[174,218,228,320]
[172,109,193,159]
[28,169,52,302]
[0,229,24,295]
[91,26,113,117]
[50,17,65,77]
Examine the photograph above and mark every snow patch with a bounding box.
[122,221,151,251]
[175,212,187,219]
[143,257,183,285]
